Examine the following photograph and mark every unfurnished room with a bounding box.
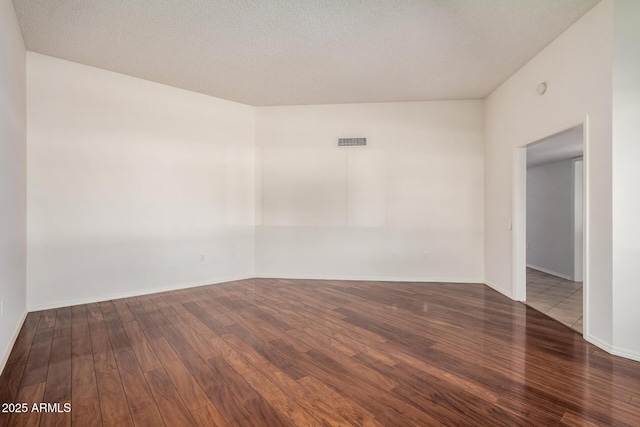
[1,0,639,426]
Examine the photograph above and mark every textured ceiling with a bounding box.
[13,0,600,106]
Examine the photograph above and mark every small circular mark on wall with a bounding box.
[536,82,548,95]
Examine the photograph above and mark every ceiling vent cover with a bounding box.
[338,137,366,147]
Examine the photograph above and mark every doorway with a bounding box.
[513,123,587,335]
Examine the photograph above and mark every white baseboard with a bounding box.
[255,273,483,284]
[0,310,28,376]
[609,346,640,362]
[526,264,573,281]
[585,334,640,363]
[16,274,640,365]
[483,280,514,299]
[585,333,613,353]
[27,274,254,311]
[27,274,484,312]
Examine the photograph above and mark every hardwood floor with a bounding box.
[1,278,639,426]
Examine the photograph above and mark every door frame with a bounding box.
[512,116,589,337]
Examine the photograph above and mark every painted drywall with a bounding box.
[573,159,584,283]
[612,0,640,358]
[0,0,27,373]
[26,53,256,310]
[255,101,484,282]
[485,0,613,345]
[526,159,575,279]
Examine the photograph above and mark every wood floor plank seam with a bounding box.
[95,367,134,427]
[112,299,169,427]
[95,300,151,426]
[99,330,137,427]
[2,279,640,426]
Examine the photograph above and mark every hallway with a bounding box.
[526,268,583,333]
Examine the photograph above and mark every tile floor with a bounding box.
[526,267,583,333]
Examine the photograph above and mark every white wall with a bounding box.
[612,0,640,358]
[573,159,584,283]
[526,159,575,279]
[255,101,484,282]
[0,0,27,373]
[27,57,485,309]
[485,0,613,345]
[27,53,256,310]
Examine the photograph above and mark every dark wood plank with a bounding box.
[203,355,292,427]
[227,324,307,381]
[71,305,92,359]
[112,349,164,426]
[124,298,164,340]
[95,368,134,427]
[112,300,136,324]
[174,349,255,426]
[5,382,46,427]
[148,337,210,411]
[100,302,132,352]
[144,368,197,426]
[171,320,221,360]
[121,321,162,373]
[71,354,102,427]
[53,307,72,339]
[20,327,53,387]
[298,375,384,427]
[182,302,229,336]
[0,359,27,414]
[40,334,72,427]
[190,404,229,427]
[0,313,41,407]
[37,309,57,330]
[86,303,117,373]
[1,279,639,426]
[221,333,357,426]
